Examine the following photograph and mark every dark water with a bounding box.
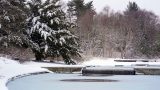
[8,73,160,90]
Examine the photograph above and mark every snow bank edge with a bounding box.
[6,71,51,90]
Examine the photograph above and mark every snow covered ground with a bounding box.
[82,57,160,67]
[1,57,160,90]
[23,61,84,68]
[0,57,83,90]
[0,57,52,90]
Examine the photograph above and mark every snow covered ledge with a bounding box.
[0,57,51,90]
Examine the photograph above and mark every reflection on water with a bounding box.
[61,79,118,82]
[8,73,160,90]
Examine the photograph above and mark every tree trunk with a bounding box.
[35,52,43,61]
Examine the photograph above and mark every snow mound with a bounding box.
[0,57,51,90]
[82,57,116,66]
[0,57,18,66]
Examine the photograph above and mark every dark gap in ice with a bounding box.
[60,79,119,82]
[80,74,114,77]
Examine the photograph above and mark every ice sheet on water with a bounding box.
[7,73,160,90]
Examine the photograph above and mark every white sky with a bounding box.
[64,0,160,16]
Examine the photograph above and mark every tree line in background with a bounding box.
[0,0,160,64]
[67,0,160,59]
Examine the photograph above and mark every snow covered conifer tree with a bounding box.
[27,0,81,64]
[0,0,30,49]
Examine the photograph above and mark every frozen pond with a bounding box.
[8,73,160,90]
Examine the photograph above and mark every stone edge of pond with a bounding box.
[6,71,50,88]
